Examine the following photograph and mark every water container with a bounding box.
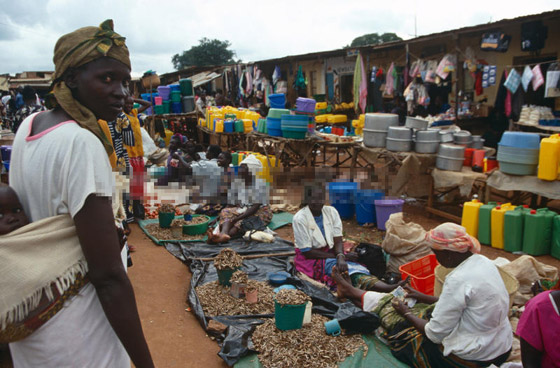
[522,208,556,256]
[154,96,163,105]
[214,119,224,133]
[170,91,181,103]
[182,96,195,113]
[266,118,282,137]
[491,204,514,249]
[504,206,527,253]
[354,190,384,225]
[171,102,182,114]
[179,79,193,96]
[463,148,475,166]
[234,120,245,133]
[552,215,560,260]
[157,85,171,100]
[268,94,286,109]
[224,120,234,133]
[162,100,170,114]
[374,199,405,231]
[538,134,559,181]
[461,199,483,238]
[242,119,254,133]
[478,202,497,245]
[328,182,358,220]
[472,149,485,172]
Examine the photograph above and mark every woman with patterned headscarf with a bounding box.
[335,223,512,367]
[8,20,153,367]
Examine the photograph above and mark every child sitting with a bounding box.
[0,184,29,235]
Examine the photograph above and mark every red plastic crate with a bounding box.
[399,254,439,295]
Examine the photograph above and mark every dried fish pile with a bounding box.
[252,315,368,368]
[144,223,204,241]
[172,216,208,226]
[275,289,311,306]
[230,270,249,284]
[214,248,243,271]
[195,280,275,316]
[158,204,175,213]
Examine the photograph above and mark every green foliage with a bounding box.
[172,38,236,70]
[349,32,403,47]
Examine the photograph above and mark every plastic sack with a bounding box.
[334,301,380,335]
[381,213,432,273]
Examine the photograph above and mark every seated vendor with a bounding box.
[293,183,403,292]
[335,222,512,368]
[207,155,272,244]
[516,278,560,368]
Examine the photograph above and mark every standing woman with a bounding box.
[8,20,153,367]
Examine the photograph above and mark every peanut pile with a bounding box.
[275,289,311,306]
[195,280,274,316]
[213,248,243,271]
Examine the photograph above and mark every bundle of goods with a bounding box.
[461,199,560,259]
[497,132,540,175]
[252,315,367,368]
[201,106,260,133]
[519,105,557,126]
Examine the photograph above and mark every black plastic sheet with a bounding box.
[164,238,380,366]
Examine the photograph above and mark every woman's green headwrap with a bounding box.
[52,19,131,155]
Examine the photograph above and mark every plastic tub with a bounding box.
[267,118,282,137]
[268,94,286,109]
[374,199,404,230]
[162,100,170,114]
[328,182,358,219]
[154,105,165,115]
[274,301,307,331]
[268,108,290,119]
[158,212,175,228]
[182,96,195,113]
[295,97,317,113]
[497,161,537,176]
[170,91,182,103]
[217,267,241,286]
[268,271,290,285]
[157,86,171,100]
[169,84,181,92]
[0,146,12,161]
[499,132,540,149]
[354,190,384,225]
[182,215,210,235]
[179,79,193,96]
[171,102,182,114]
[399,254,439,295]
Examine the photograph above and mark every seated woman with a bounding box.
[293,183,402,292]
[207,155,272,244]
[516,278,560,368]
[336,222,512,368]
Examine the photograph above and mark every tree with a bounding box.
[349,32,403,47]
[172,38,236,70]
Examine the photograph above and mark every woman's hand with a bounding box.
[336,254,349,274]
[391,298,411,316]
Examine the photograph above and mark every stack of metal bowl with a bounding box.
[386,126,413,152]
[436,144,465,171]
[414,130,440,153]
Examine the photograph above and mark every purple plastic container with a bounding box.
[157,86,171,100]
[374,199,404,231]
[295,98,317,113]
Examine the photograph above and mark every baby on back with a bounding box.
[0,184,29,235]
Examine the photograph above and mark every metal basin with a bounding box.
[364,113,399,131]
[414,140,440,153]
[386,137,412,152]
[363,129,387,148]
[438,143,465,159]
[439,130,454,143]
[405,116,429,130]
[416,130,439,142]
[387,126,413,140]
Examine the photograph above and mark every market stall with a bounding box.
[197,125,247,152]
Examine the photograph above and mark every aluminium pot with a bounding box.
[387,126,413,140]
[386,137,412,152]
[405,116,429,130]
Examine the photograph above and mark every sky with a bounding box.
[0,0,558,78]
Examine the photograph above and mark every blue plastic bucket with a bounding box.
[328,182,358,219]
[355,190,384,225]
[171,102,182,114]
[266,118,282,137]
[269,94,286,109]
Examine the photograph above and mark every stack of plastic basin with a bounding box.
[295,97,316,113]
[354,190,384,225]
[281,115,309,139]
[269,94,286,109]
[537,134,559,181]
[522,208,556,256]
[154,97,163,105]
[157,85,171,100]
[169,84,181,93]
[171,102,182,114]
[374,199,405,231]
[170,91,182,103]
[461,198,483,238]
[179,79,193,96]
[497,132,540,175]
[328,182,358,219]
[154,105,165,114]
[267,108,289,137]
[182,96,195,113]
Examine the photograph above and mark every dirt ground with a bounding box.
[1,205,558,368]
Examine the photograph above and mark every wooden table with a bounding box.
[197,126,247,152]
[245,132,319,167]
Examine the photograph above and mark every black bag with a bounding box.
[240,216,267,234]
[480,32,511,52]
[355,243,386,279]
[521,21,547,52]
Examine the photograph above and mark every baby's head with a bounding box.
[0,184,29,235]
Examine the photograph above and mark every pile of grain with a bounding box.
[195,280,275,316]
[144,223,204,241]
[275,289,310,306]
[230,270,249,284]
[214,248,243,270]
[158,204,175,213]
[252,315,368,368]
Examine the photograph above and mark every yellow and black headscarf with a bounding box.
[52,19,130,155]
